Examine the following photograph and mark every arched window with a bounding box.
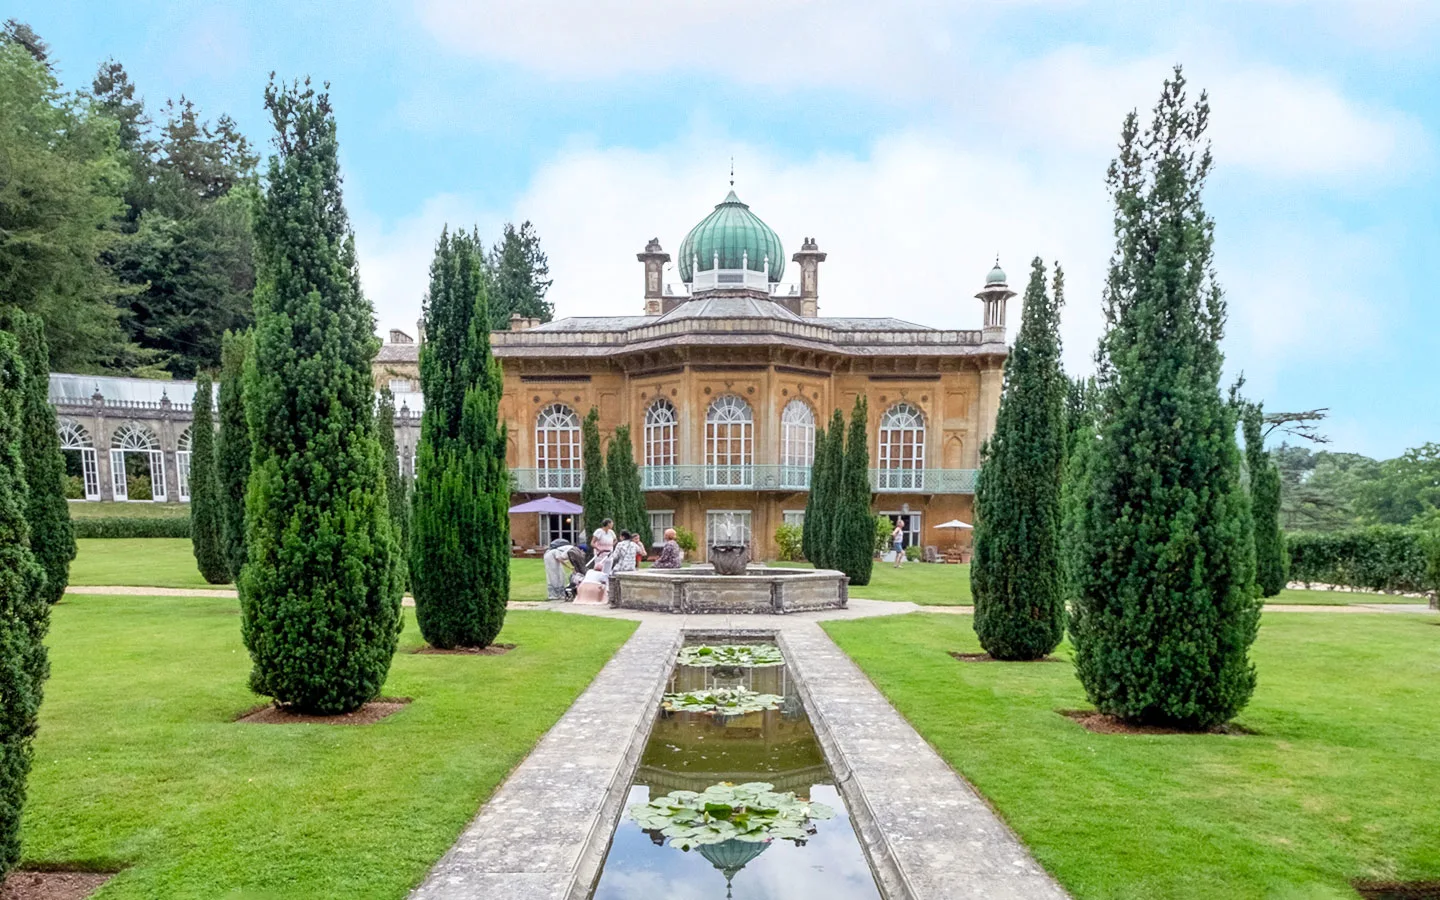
[110,421,166,502]
[878,403,925,491]
[779,399,815,488]
[535,404,581,490]
[643,399,678,489]
[176,427,194,502]
[705,395,752,488]
[58,418,100,501]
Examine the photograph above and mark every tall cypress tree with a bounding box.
[216,329,251,581]
[240,79,402,714]
[411,227,510,649]
[188,373,228,584]
[971,259,1067,659]
[0,309,73,605]
[376,387,410,583]
[0,330,48,875]
[1071,69,1259,729]
[1060,376,1097,602]
[801,424,827,565]
[579,406,613,534]
[1244,403,1287,597]
[831,396,874,586]
[607,425,647,543]
[813,411,845,570]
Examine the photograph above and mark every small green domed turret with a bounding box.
[986,259,1007,285]
[678,190,785,283]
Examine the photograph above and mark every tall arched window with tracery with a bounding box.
[779,399,815,488]
[878,402,926,490]
[643,399,678,489]
[110,421,166,502]
[176,427,194,502]
[705,395,753,488]
[535,403,582,490]
[58,418,101,500]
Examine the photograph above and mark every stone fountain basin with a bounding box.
[610,565,849,615]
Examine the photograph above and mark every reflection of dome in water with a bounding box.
[698,838,770,898]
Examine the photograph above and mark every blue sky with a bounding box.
[19,0,1439,459]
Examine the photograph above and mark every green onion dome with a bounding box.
[986,261,1007,285]
[678,190,785,283]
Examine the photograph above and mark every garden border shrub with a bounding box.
[1286,526,1430,593]
[72,517,191,539]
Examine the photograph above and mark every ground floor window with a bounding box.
[177,451,192,502]
[706,510,752,548]
[782,510,805,528]
[540,512,580,547]
[648,510,674,546]
[879,511,922,548]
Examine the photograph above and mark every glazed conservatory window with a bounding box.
[176,427,193,502]
[644,399,678,489]
[109,421,166,502]
[58,418,101,500]
[535,403,581,490]
[779,399,815,488]
[878,402,925,491]
[705,395,752,487]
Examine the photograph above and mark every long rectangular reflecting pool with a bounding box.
[587,639,884,899]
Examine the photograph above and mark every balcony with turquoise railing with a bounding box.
[511,466,977,494]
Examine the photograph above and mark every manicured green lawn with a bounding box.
[1268,587,1426,606]
[27,595,635,898]
[70,538,222,589]
[823,612,1440,899]
[66,500,188,519]
[771,560,973,605]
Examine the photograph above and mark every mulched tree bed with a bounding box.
[948,651,1064,663]
[1354,881,1440,899]
[413,643,516,656]
[1,870,114,900]
[1059,709,1254,736]
[235,697,412,726]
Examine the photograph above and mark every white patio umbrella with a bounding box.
[932,519,973,556]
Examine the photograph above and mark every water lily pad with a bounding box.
[662,687,785,716]
[676,644,785,668]
[628,781,837,851]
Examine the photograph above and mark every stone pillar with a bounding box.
[92,391,113,501]
[791,238,826,318]
[637,238,671,316]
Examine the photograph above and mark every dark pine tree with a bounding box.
[0,329,49,875]
[1245,403,1287,597]
[831,396,874,586]
[812,410,845,570]
[1071,69,1259,730]
[187,372,228,584]
[216,329,250,581]
[580,407,613,534]
[487,221,553,330]
[0,309,74,604]
[376,387,411,586]
[410,227,510,649]
[1060,376,1098,602]
[607,425,647,544]
[971,259,1068,659]
[240,79,402,714]
[801,424,828,565]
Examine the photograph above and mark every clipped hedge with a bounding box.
[72,517,192,539]
[1286,526,1432,593]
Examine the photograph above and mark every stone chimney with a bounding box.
[509,313,541,331]
[637,237,671,316]
[791,237,827,318]
[388,328,414,344]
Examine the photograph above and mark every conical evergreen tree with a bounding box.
[216,329,251,581]
[411,227,510,649]
[188,373,228,584]
[831,396,874,586]
[1071,69,1259,729]
[1244,403,1287,597]
[1060,376,1098,602]
[801,424,827,565]
[607,425,647,543]
[0,309,73,605]
[376,387,410,585]
[0,330,49,874]
[240,79,402,714]
[971,259,1067,659]
[813,411,845,569]
[579,407,613,534]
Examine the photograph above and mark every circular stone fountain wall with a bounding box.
[610,565,849,614]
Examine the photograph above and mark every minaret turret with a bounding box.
[791,237,827,318]
[974,258,1015,343]
[637,238,671,316]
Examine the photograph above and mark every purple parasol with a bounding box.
[507,495,584,515]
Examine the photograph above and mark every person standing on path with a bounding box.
[542,542,571,600]
[891,519,906,568]
[590,518,616,571]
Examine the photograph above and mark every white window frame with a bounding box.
[648,509,675,546]
[878,402,926,491]
[643,399,678,489]
[705,395,753,488]
[176,427,193,502]
[535,403,582,490]
[879,510,922,548]
[58,418,101,501]
[540,512,581,547]
[779,399,815,489]
[782,509,806,528]
[110,421,166,502]
[706,509,753,548]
